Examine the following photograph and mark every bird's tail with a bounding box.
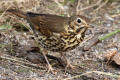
[7,9,27,19]
[7,9,37,35]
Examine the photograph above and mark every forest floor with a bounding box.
[0,0,120,80]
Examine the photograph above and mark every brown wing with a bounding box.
[7,9,69,37]
[27,12,69,35]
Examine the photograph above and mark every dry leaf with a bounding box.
[112,53,120,65]
[104,49,117,61]
[104,49,117,64]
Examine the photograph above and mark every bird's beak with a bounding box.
[86,24,94,29]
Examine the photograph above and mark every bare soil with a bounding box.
[0,0,120,80]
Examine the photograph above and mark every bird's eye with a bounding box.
[76,18,81,24]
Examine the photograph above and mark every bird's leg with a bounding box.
[60,53,75,70]
[33,34,56,74]
[43,50,56,74]
[29,24,57,74]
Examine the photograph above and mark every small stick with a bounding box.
[0,54,45,69]
[78,0,102,12]
[64,71,120,80]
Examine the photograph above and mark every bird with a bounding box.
[7,9,91,73]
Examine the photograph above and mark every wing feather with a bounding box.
[27,12,69,34]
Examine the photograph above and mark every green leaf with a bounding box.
[99,29,120,41]
[69,0,75,3]
[0,24,12,30]
[0,44,7,48]
[59,14,65,16]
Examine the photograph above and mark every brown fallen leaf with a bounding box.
[104,49,117,64]
[117,77,120,80]
[112,53,120,65]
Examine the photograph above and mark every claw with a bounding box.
[60,53,76,71]
[47,64,57,74]
[65,59,76,70]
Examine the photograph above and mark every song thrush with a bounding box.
[7,9,90,73]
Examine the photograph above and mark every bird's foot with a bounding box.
[65,60,76,70]
[47,64,57,74]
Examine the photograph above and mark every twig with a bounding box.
[79,0,102,11]
[95,0,109,12]
[53,0,64,11]
[64,71,120,80]
[76,0,81,15]
[53,0,70,17]
[0,54,45,69]
[54,0,64,10]
[111,13,120,18]
[91,16,101,22]
[0,6,11,19]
